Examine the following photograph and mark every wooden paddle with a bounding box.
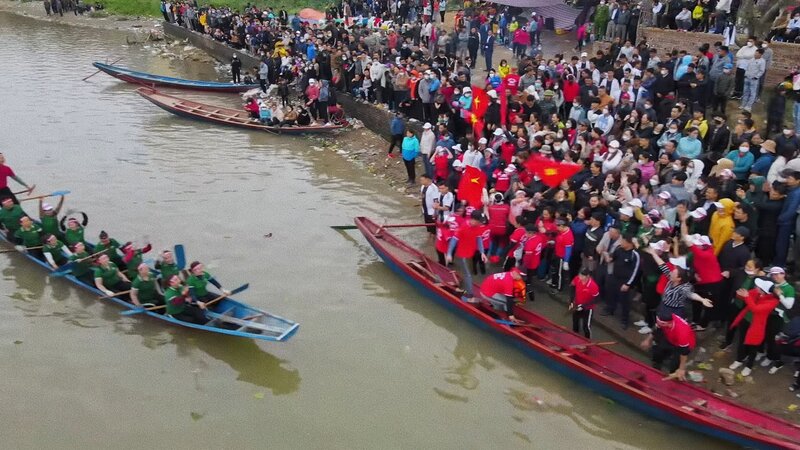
[120,283,249,316]
[82,58,123,81]
[570,341,616,351]
[12,184,36,196]
[331,223,431,231]
[0,246,43,253]
[20,190,70,202]
[50,248,109,277]
[99,290,132,300]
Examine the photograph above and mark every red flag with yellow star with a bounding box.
[470,113,484,141]
[470,86,489,118]
[457,165,487,208]
[524,154,582,188]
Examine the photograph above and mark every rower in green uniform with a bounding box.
[121,242,152,277]
[42,234,73,269]
[93,254,131,300]
[0,197,26,240]
[60,214,87,246]
[39,197,64,239]
[155,249,180,288]
[14,216,42,256]
[767,266,796,372]
[130,263,163,307]
[94,230,124,268]
[68,242,94,284]
[163,274,208,324]
[187,261,231,302]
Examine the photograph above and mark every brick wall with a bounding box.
[592,27,796,85]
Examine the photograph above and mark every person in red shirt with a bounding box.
[522,223,545,302]
[503,67,521,96]
[447,211,488,301]
[472,216,491,275]
[729,279,780,377]
[641,311,697,381]
[487,193,510,263]
[477,267,525,322]
[569,268,600,338]
[503,218,528,271]
[685,233,723,331]
[0,153,34,204]
[548,219,574,291]
[435,215,459,265]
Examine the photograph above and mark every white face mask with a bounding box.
[672,163,681,171]
[581,183,591,191]
[669,128,678,134]
[762,43,768,48]
[747,42,754,47]
[650,178,659,186]
[785,129,793,136]
[760,148,768,154]
[745,269,756,276]
[697,182,706,190]
[739,146,748,153]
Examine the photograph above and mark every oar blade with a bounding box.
[120,307,147,316]
[330,225,357,230]
[174,244,186,270]
[50,190,71,197]
[230,283,249,295]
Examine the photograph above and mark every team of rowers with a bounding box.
[0,192,233,325]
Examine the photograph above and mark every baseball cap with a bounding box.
[609,140,621,148]
[649,240,670,252]
[658,191,672,200]
[478,137,487,144]
[654,220,671,229]
[689,208,708,219]
[669,256,689,270]
[768,266,786,275]
[42,203,54,211]
[755,278,774,293]
[423,122,432,129]
[494,128,504,136]
[628,199,643,208]
[619,206,634,217]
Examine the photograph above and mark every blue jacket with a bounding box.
[779,186,800,226]
[676,136,702,159]
[750,153,776,175]
[306,43,316,60]
[401,136,420,160]
[724,149,755,179]
[390,117,405,135]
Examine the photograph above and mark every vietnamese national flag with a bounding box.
[525,154,582,188]
[470,85,489,119]
[457,165,487,208]
[470,113,484,141]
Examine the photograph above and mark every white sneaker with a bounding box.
[729,361,743,370]
[634,320,648,327]
[760,358,773,368]
[755,352,766,362]
[741,367,752,377]
[638,326,653,334]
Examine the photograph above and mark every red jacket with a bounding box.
[562,80,580,103]
[488,203,510,236]
[571,275,600,308]
[732,289,779,346]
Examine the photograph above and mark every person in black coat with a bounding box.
[704,114,731,168]
[766,86,788,136]
[755,185,785,264]
[716,227,752,322]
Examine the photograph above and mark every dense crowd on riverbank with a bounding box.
[155,0,800,388]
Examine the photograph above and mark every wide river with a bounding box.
[0,12,727,449]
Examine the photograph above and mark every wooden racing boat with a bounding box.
[136,88,344,135]
[0,230,299,343]
[354,216,800,449]
[93,62,260,93]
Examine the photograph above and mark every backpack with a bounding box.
[319,86,330,102]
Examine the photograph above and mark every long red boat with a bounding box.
[354,216,800,449]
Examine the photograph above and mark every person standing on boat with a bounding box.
[187,261,230,303]
[569,268,600,339]
[130,263,163,307]
[446,211,488,302]
[0,153,34,204]
[231,54,242,84]
[641,311,696,381]
[476,267,525,323]
[164,275,207,324]
[93,254,131,299]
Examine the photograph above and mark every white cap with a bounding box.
[478,137,487,144]
[628,199,643,208]
[580,52,588,57]
[712,201,724,209]
[423,122,432,129]
[515,189,527,197]
[452,144,462,153]
[539,145,552,154]
[720,168,734,178]
[755,278,774,293]
[647,209,661,218]
[485,147,495,154]
[309,78,317,84]
[487,90,498,98]
[42,203,54,211]
[689,208,708,219]
[504,165,517,173]
[769,266,786,275]
[619,206,634,217]
[649,240,670,252]
[658,191,672,200]
[452,159,463,168]
[693,235,712,246]
[463,86,472,93]
[669,256,689,270]
[654,220,671,229]
[494,128,504,136]
[609,140,620,149]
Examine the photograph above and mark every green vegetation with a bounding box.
[95,0,332,17]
